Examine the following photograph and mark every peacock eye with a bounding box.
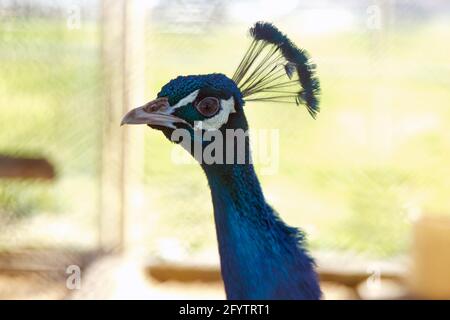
[195,97,220,117]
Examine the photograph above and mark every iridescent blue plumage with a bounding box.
[198,81,321,299]
[205,160,321,299]
[158,73,244,106]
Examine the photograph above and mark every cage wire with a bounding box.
[141,0,450,262]
[0,0,450,299]
[0,0,102,299]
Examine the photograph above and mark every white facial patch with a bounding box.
[201,96,236,130]
[170,89,199,110]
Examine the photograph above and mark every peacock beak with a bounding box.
[120,97,188,129]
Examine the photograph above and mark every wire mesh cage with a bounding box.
[1,0,450,299]
[0,0,103,247]
[140,0,450,263]
[0,0,103,298]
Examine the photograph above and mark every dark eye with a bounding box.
[195,97,220,117]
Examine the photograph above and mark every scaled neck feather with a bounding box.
[202,162,321,300]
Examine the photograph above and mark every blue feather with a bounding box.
[204,162,321,299]
[199,108,322,300]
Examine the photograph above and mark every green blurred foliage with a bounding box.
[0,181,56,219]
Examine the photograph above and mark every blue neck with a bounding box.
[203,163,321,300]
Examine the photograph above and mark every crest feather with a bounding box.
[232,22,320,118]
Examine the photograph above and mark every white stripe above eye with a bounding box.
[171,89,200,110]
[201,96,236,130]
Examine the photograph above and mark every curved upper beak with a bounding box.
[120,97,189,129]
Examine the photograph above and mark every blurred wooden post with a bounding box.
[369,0,394,158]
[100,0,145,251]
[410,216,450,299]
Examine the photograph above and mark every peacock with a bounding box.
[121,22,321,300]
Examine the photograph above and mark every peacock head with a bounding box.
[121,73,247,139]
[121,22,320,164]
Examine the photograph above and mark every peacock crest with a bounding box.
[233,22,320,118]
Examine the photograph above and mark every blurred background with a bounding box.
[0,0,449,299]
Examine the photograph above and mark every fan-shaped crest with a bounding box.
[232,22,320,118]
